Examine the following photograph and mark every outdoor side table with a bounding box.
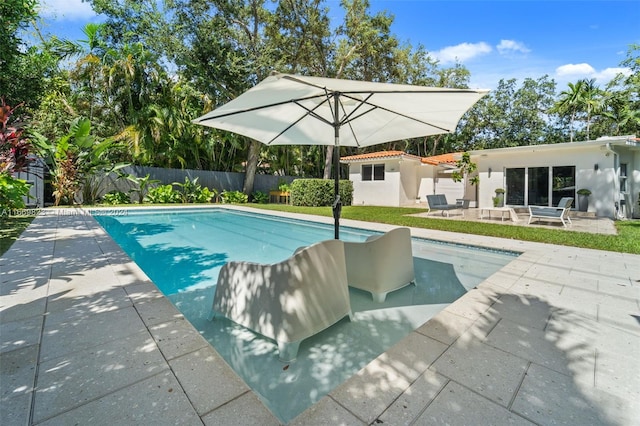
[479,207,519,222]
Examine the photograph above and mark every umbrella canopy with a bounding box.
[193,72,488,238]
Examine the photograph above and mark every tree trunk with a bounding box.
[242,139,261,195]
[322,145,333,179]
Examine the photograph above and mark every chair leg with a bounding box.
[278,340,301,363]
[372,292,388,303]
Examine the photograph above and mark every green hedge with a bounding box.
[290,179,353,207]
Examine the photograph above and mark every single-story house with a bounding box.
[340,150,475,207]
[341,135,639,219]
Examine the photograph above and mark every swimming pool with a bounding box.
[94,207,519,422]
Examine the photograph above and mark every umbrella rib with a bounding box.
[193,94,328,123]
[263,98,335,145]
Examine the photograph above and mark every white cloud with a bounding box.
[554,63,631,86]
[38,0,97,21]
[496,39,530,55]
[555,63,596,77]
[594,67,632,81]
[434,42,492,64]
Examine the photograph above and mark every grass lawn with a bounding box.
[250,204,640,254]
[1,216,35,256]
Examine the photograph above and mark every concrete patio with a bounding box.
[1,207,638,425]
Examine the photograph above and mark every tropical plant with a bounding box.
[451,152,478,199]
[144,184,182,203]
[251,190,269,204]
[174,177,215,203]
[577,188,592,196]
[0,173,30,210]
[101,190,130,205]
[125,173,160,204]
[46,118,116,205]
[220,190,248,204]
[0,100,33,174]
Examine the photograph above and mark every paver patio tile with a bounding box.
[511,363,636,425]
[149,318,209,360]
[289,396,367,426]
[432,340,528,407]
[485,293,552,330]
[377,368,448,425]
[484,318,595,379]
[329,332,447,424]
[168,346,249,416]
[0,344,38,400]
[46,286,132,317]
[134,295,185,327]
[40,306,147,362]
[417,381,534,425]
[33,331,168,423]
[415,309,474,345]
[37,371,201,426]
[204,391,282,426]
[0,392,31,425]
[0,290,47,323]
[0,315,42,354]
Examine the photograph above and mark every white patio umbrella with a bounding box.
[193,72,488,238]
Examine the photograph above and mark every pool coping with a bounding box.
[1,205,639,425]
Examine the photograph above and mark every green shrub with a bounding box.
[102,190,130,205]
[290,179,353,207]
[144,184,182,203]
[0,174,30,210]
[251,190,269,204]
[175,177,215,203]
[220,190,248,203]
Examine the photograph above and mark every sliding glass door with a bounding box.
[552,166,576,205]
[505,166,575,206]
[506,168,525,205]
[528,167,549,206]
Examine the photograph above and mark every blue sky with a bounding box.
[35,0,639,90]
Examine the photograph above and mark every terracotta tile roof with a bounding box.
[340,151,421,162]
[421,152,459,165]
[341,150,463,165]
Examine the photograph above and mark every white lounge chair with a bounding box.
[528,197,573,228]
[210,239,352,362]
[343,227,416,302]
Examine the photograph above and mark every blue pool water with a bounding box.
[94,207,518,422]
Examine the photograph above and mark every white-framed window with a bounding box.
[362,164,385,181]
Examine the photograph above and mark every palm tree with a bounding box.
[550,80,585,142]
[581,78,604,140]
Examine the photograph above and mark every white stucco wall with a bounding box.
[399,159,420,205]
[348,159,405,206]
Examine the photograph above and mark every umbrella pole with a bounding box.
[333,143,341,239]
[332,94,342,240]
